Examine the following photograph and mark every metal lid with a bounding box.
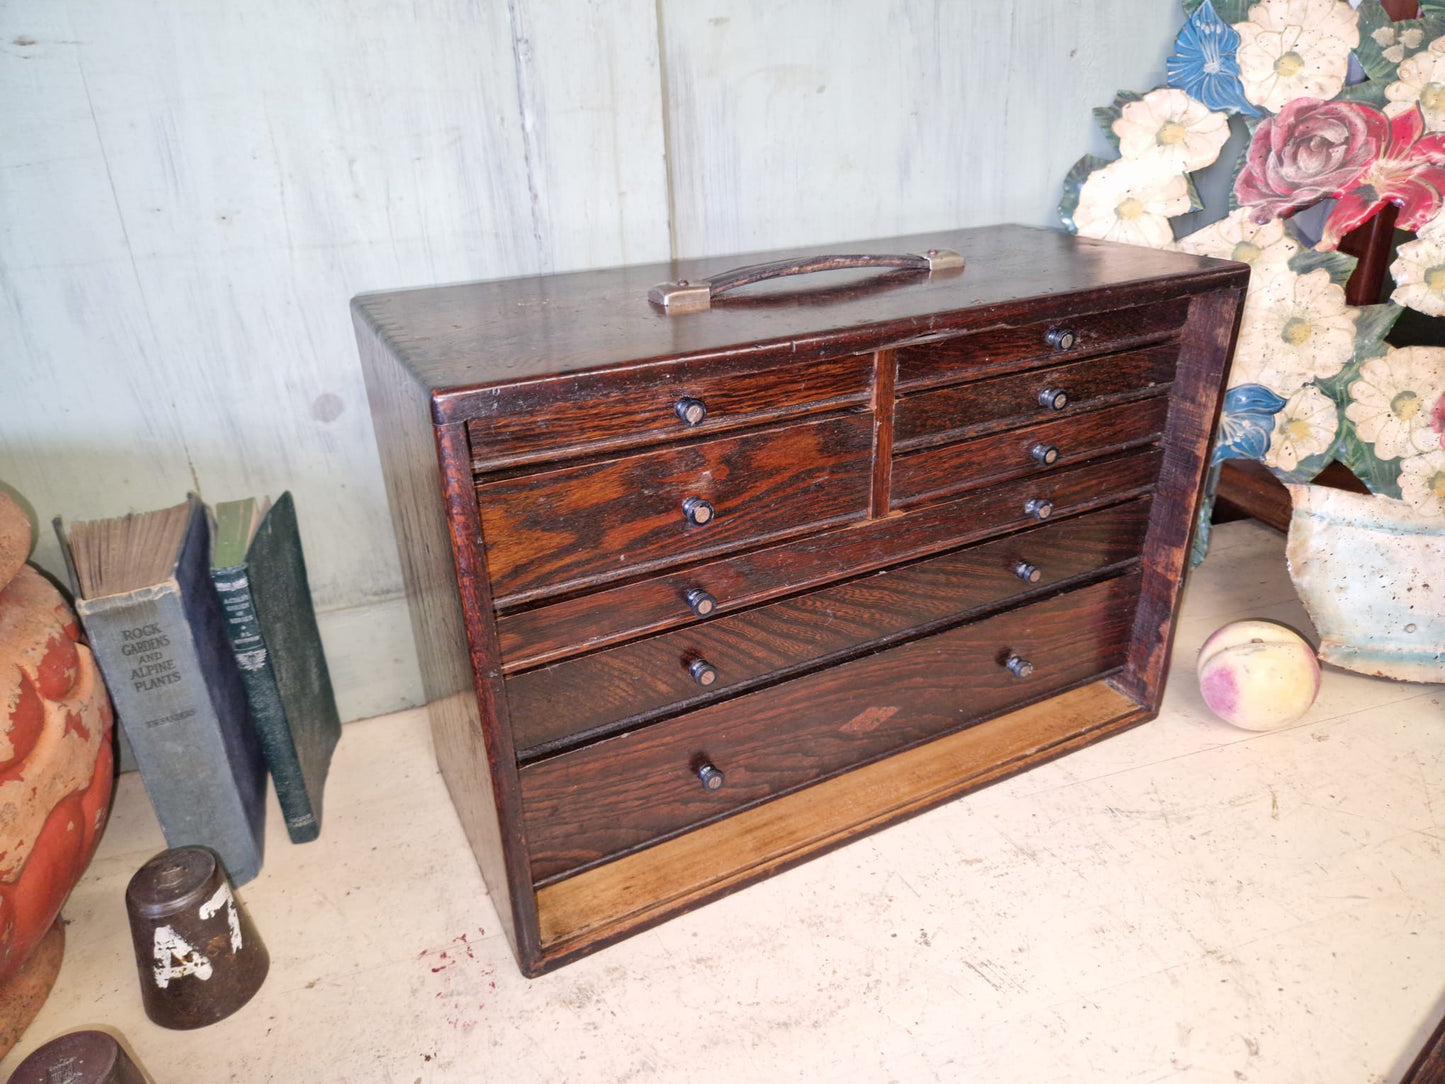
[124,846,218,918]
[7,1029,146,1084]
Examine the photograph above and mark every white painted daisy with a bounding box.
[1398,448,1445,517]
[1235,0,1360,115]
[1173,207,1300,273]
[1390,229,1445,315]
[1113,88,1231,173]
[1385,35,1445,131]
[1265,384,1338,471]
[1231,268,1358,395]
[1344,346,1445,460]
[1072,160,1192,249]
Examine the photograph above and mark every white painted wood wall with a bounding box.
[0,1,1182,721]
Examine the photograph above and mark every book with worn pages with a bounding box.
[58,496,266,883]
[210,491,340,844]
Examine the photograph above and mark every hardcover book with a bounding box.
[59,496,266,883]
[210,492,340,844]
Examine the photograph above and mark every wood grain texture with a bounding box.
[494,449,1166,670]
[477,413,874,604]
[520,572,1142,883]
[893,342,1179,451]
[890,395,1171,509]
[505,500,1152,756]
[532,680,1148,967]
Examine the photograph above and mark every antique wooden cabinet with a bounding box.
[352,225,1247,976]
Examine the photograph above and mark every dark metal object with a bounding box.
[688,658,718,687]
[1014,561,1042,584]
[696,763,725,791]
[6,1030,148,1084]
[1030,442,1060,466]
[124,847,268,1030]
[1024,498,1053,521]
[684,588,716,617]
[1004,654,1035,679]
[681,497,714,526]
[674,397,707,426]
[1044,327,1076,351]
[1038,387,1069,410]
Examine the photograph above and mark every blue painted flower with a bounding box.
[1213,383,1288,464]
[1167,1,1261,118]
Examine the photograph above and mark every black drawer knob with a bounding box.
[682,496,715,526]
[1038,387,1069,411]
[675,397,708,426]
[684,588,717,617]
[1014,560,1042,584]
[1004,654,1035,679]
[1045,327,1076,351]
[689,658,718,686]
[1030,442,1060,466]
[697,762,726,791]
[1024,497,1053,521]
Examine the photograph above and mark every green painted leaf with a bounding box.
[1334,424,1404,498]
[1184,171,1205,215]
[1058,154,1112,233]
[1354,1,1402,83]
[1419,1,1445,22]
[1351,302,1404,359]
[1093,90,1145,153]
[1336,80,1390,107]
[1225,140,1252,213]
[1184,0,1254,24]
[1288,247,1358,288]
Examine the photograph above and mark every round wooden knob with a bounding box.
[684,588,717,617]
[1038,387,1069,411]
[675,397,708,426]
[1030,442,1060,466]
[697,763,725,791]
[1005,654,1034,679]
[1045,327,1076,350]
[681,496,714,526]
[1014,560,1042,584]
[1024,497,1053,521]
[689,658,718,686]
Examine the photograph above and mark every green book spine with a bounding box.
[210,565,320,842]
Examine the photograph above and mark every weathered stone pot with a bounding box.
[1285,484,1445,684]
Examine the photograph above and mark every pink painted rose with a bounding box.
[1235,98,1390,224]
[1317,107,1445,249]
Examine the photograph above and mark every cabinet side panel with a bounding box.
[352,309,538,965]
[1119,284,1246,707]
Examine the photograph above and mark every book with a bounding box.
[209,492,340,844]
[57,496,266,884]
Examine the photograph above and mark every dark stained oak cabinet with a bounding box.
[352,225,1247,976]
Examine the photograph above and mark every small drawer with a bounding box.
[479,413,874,606]
[494,448,1165,670]
[518,570,1143,884]
[893,342,1178,453]
[890,395,1171,510]
[895,297,1188,392]
[505,498,1153,757]
[465,353,874,470]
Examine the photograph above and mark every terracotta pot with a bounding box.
[1285,484,1445,683]
[0,491,114,1053]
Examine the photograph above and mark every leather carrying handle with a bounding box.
[648,249,964,314]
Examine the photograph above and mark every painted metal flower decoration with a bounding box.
[1060,0,1445,539]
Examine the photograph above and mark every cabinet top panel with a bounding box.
[351,224,1246,402]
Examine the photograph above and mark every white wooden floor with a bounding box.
[4,520,1442,1083]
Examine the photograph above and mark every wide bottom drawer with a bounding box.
[519,570,1142,884]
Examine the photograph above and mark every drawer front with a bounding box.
[893,342,1178,452]
[890,395,1171,510]
[465,353,874,470]
[895,297,1188,391]
[506,499,1153,757]
[519,570,1142,884]
[495,447,1165,670]
[478,413,874,605]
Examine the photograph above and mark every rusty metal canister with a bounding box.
[124,846,268,1029]
[6,1029,148,1084]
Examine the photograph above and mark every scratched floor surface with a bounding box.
[3,520,1441,1083]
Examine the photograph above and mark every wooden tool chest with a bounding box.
[352,225,1247,976]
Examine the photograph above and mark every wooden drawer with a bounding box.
[893,341,1178,452]
[506,499,1153,756]
[465,353,874,470]
[890,395,1171,510]
[895,296,1188,391]
[519,570,1143,884]
[494,449,1165,670]
[477,412,874,605]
